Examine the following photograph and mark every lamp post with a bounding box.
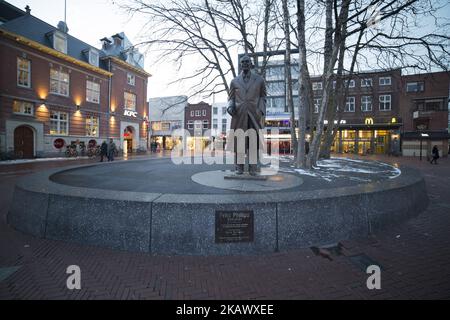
[420,133,429,161]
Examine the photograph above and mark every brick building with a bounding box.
[184,101,212,150]
[320,69,403,155]
[0,2,150,159]
[399,71,450,158]
[242,51,449,157]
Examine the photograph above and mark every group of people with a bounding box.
[99,139,117,162]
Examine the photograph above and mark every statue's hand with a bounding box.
[227,101,236,116]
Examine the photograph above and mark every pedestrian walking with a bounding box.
[430,145,440,165]
[100,140,108,162]
[107,138,117,162]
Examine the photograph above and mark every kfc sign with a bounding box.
[124,109,138,118]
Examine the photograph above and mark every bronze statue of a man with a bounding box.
[227,55,267,175]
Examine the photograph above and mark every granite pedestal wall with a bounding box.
[8,160,429,255]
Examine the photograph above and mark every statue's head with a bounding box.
[240,55,252,72]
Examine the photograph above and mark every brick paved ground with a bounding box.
[0,153,449,300]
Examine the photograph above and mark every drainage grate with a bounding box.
[0,266,21,282]
[348,254,383,272]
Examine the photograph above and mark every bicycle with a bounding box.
[65,145,78,157]
[87,145,101,159]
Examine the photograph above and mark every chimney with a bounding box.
[57,21,69,33]
[100,37,112,50]
[25,5,31,14]
[112,33,124,47]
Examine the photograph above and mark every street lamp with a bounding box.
[420,133,429,161]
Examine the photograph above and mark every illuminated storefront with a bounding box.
[334,125,401,155]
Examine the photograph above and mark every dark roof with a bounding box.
[0,13,109,70]
[0,0,26,23]
[402,131,450,140]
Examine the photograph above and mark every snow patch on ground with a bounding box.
[278,157,401,182]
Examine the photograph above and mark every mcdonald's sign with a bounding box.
[365,118,374,125]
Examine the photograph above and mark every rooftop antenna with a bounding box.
[64,0,67,26]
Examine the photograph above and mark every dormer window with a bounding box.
[53,31,67,54]
[89,49,99,67]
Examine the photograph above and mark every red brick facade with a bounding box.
[0,26,149,158]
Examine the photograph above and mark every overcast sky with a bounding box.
[8,0,202,102]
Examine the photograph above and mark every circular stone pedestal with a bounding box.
[191,170,303,192]
[8,158,429,255]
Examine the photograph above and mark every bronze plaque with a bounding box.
[215,210,254,243]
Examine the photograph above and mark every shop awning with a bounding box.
[402,131,450,140]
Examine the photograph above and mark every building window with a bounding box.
[406,81,424,92]
[161,122,170,131]
[151,121,161,131]
[86,116,99,137]
[222,119,227,133]
[50,68,69,96]
[312,82,323,90]
[203,120,209,129]
[190,111,194,117]
[361,78,373,87]
[127,73,135,86]
[213,107,218,115]
[379,95,392,111]
[188,121,194,129]
[222,107,227,116]
[17,57,31,88]
[53,32,67,54]
[424,99,445,111]
[213,119,218,129]
[345,79,355,88]
[13,100,34,116]
[195,110,201,117]
[202,109,206,116]
[86,81,100,104]
[195,121,202,129]
[345,97,355,112]
[314,98,321,113]
[50,111,68,135]
[89,50,99,67]
[267,81,285,95]
[124,92,136,110]
[361,96,372,112]
[379,77,391,86]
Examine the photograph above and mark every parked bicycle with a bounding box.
[65,145,78,157]
[87,145,101,158]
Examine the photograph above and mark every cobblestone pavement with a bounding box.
[0,154,449,300]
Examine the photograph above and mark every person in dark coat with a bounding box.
[107,138,117,162]
[430,145,439,164]
[100,140,108,162]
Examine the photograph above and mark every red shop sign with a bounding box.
[54,138,65,149]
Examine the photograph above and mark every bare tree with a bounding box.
[281,0,298,159]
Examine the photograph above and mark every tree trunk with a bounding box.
[282,0,297,160]
[295,0,308,168]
